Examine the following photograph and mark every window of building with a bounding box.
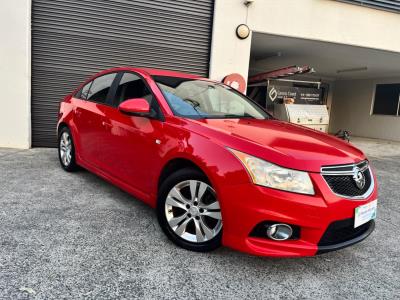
[87,73,117,103]
[372,84,400,116]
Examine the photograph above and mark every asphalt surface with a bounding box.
[0,139,399,299]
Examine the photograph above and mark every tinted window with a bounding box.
[115,73,154,105]
[87,73,117,103]
[79,81,92,100]
[372,84,400,116]
[74,88,82,99]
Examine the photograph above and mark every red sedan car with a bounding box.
[57,67,377,257]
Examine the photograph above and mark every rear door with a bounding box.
[73,72,117,169]
[99,72,164,195]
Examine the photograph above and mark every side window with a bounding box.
[79,81,93,100]
[87,73,117,103]
[115,72,154,105]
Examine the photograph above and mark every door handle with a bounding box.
[102,121,112,129]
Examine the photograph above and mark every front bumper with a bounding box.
[317,219,375,254]
[219,172,377,257]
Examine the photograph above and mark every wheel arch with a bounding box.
[154,139,250,207]
[158,157,208,191]
[57,122,69,136]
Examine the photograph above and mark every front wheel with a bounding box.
[58,127,79,172]
[157,168,223,252]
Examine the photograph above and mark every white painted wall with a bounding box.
[330,78,400,141]
[209,0,252,84]
[210,0,400,83]
[0,0,31,149]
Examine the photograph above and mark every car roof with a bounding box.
[74,66,212,96]
[138,67,202,78]
[102,66,203,79]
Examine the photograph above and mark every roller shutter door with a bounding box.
[336,1,400,13]
[32,0,214,147]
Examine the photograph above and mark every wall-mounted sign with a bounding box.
[223,73,246,94]
[267,85,323,105]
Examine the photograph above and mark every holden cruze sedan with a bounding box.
[57,67,377,257]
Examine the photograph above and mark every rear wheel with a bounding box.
[157,168,223,252]
[58,127,79,172]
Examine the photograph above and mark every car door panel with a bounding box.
[98,72,164,195]
[74,100,107,168]
[100,106,163,194]
[72,73,117,170]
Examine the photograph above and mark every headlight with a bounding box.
[228,148,315,195]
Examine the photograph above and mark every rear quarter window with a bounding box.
[75,81,92,100]
[87,73,117,103]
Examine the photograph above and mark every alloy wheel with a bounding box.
[165,180,222,243]
[59,132,72,167]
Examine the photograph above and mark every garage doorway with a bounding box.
[31,0,214,147]
[247,32,400,138]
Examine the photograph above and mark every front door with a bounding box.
[99,72,164,195]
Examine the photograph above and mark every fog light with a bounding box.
[266,224,293,241]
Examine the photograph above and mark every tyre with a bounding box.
[58,126,79,172]
[157,168,223,252]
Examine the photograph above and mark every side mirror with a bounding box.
[118,98,151,116]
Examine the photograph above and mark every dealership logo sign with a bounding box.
[353,167,366,190]
[269,87,278,102]
[267,85,323,104]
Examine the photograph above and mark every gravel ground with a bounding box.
[0,138,399,299]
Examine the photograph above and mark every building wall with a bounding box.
[209,0,252,84]
[0,0,31,149]
[209,0,400,83]
[1,0,399,148]
[330,78,400,141]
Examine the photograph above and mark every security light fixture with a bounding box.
[236,24,250,39]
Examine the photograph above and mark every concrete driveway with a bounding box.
[0,138,399,299]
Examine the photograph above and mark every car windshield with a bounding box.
[153,75,270,119]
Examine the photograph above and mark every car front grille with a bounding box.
[321,160,374,199]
